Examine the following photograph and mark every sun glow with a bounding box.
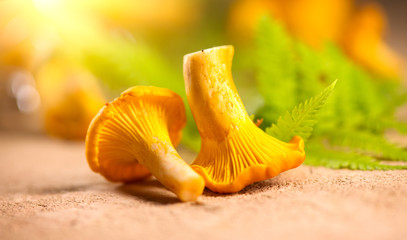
[33,0,65,14]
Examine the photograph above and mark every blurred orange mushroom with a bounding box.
[86,86,205,202]
[36,59,105,140]
[228,0,352,48]
[183,46,305,193]
[340,3,402,78]
[281,0,353,48]
[228,0,283,42]
[227,0,402,78]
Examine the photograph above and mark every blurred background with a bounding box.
[0,0,406,153]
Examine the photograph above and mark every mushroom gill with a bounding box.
[183,45,305,193]
[86,86,204,201]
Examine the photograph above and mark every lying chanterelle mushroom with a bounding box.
[183,45,306,193]
[86,86,205,201]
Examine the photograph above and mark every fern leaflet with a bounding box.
[266,80,337,142]
[327,131,407,162]
[305,142,407,170]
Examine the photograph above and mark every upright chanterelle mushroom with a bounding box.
[183,45,306,193]
[86,86,205,201]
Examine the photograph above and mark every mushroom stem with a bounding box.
[138,137,205,202]
[183,46,246,141]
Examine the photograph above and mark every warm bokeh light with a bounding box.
[0,0,405,139]
[33,0,64,14]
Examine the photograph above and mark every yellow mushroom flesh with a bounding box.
[86,86,205,202]
[183,46,305,193]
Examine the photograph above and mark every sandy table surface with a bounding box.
[0,132,406,240]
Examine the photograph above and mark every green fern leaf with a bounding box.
[305,142,407,170]
[327,131,407,162]
[255,16,297,122]
[266,80,337,142]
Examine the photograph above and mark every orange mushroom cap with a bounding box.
[183,46,305,193]
[86,86,204,201]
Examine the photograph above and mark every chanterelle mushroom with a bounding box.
[86,86,205,201]
[183,45,306,193]
[340,3,401,78]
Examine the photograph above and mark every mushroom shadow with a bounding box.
[116,180,180,205]
[30,183,101,195]
[238,179,282,194]
[202,176,295,197]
